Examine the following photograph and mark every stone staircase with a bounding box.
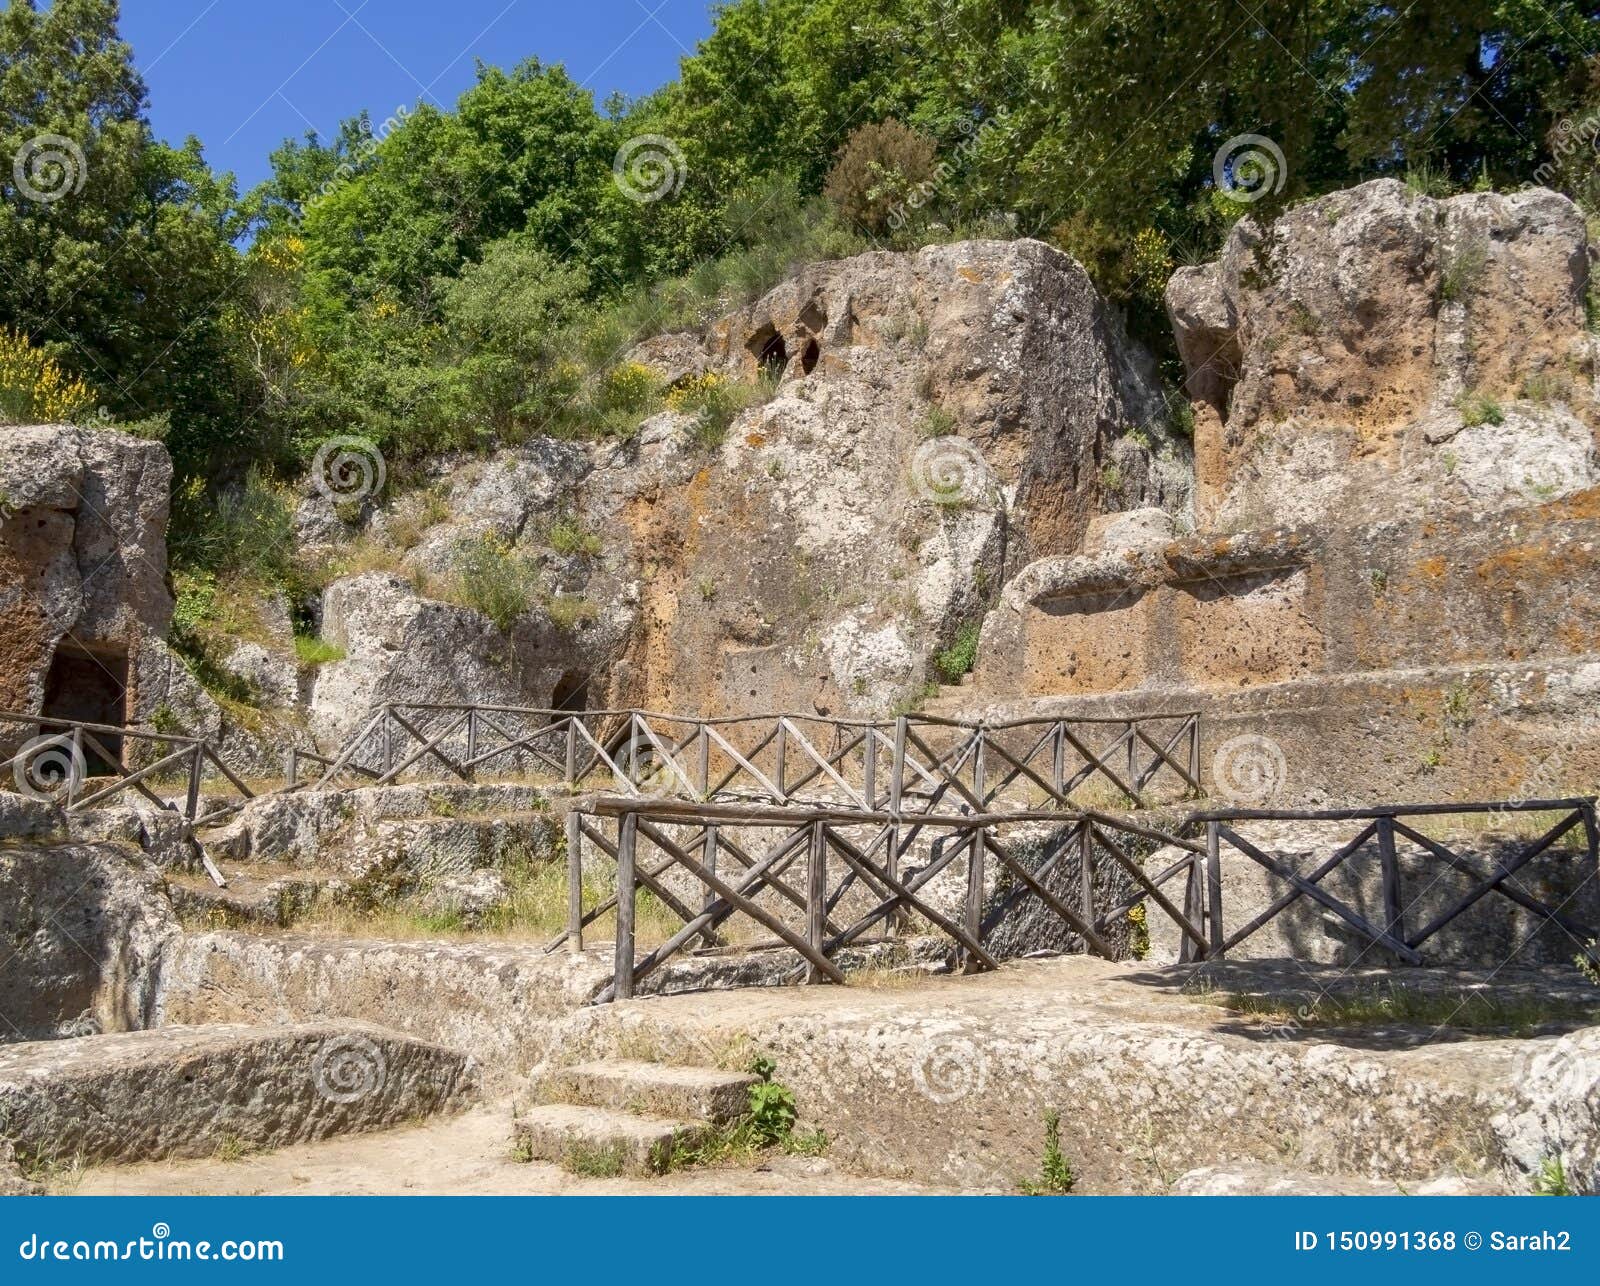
[515,1060,757,1175]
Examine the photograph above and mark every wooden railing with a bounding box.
[1177,799,1600,965]
[0,710,255,822]
[558,795,1600,1001]
[0,710,245,882]
[293,703,1203,815]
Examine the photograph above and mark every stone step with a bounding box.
[513,1104,709,1175]
[543,1060,757,1124]
[166,864,344,928]
[0,1021,477,1167]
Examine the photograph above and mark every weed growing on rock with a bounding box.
[1019,1109,1076,1195]
[1533,1155,1574,1196]
[934,621,981,683]
[1577,941,1600,986]
[658,1056,824,1173]
[565,1142,627,1178]
[452,535,538,632]
[1455,390,1504,427]
[1440,237,1489,304]
[545,515,603,557]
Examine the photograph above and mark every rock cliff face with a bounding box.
[301,237,1188,744]
[1166,179,1596,530]
[973,179,1600,805]
[0,426,172,720]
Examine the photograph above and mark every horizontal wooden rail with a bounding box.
[565,794,1600,1001]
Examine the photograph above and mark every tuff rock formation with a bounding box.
[298,238,1189,744]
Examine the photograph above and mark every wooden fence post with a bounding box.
[615,811,638,999]
[67,725,84,808]
[185,742,204,821]
[564,716,578,787]
[964,826,985,972]
[565,808,584,955]
[1180,854,1205,964]
[1376,815,1405,950]
[1205,819,1224,955]
[890,717,908,815]
[1079,819,1095,929]
[807,820,827,982]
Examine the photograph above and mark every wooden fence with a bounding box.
[292,702,1202,815]
[558,795,1600,1001]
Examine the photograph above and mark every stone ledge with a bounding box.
[0,1020,476,1165]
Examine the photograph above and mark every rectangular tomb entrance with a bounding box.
[41,641,128,775]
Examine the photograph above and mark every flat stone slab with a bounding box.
[544,1061,757,1124]
[0,1021,476,1166]
[514,1104,708,1175]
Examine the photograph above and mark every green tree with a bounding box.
[0,0,251,471]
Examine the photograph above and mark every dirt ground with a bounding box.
[63,1105,958,1197]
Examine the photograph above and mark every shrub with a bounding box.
[169,470,297,584]
[669,371,774,451]
[1018,1109,1076,1195]
[1456,390,1504,427]
[0,328,96,424]
[453,535,538,632]
[823,120,938,235]
[545,515,602,557]
[934,621,981,683]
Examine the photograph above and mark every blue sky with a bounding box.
[117,0,716,192]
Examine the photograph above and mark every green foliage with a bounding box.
[1440,237,1489,304]
[934,621,981,683]
[1019,1109,1076,1195]
[657,1056,817,1173]
[452,535,538,632]
[293,635,345,667]
[1456,390,1505,427]
[1578,941,1600,987]
[823,119,938,234]
[12,0,1600,572]
[564,1142,627,1178]
[170,470,296,583]
[1534,1155,1575,1196]
[545,515,602,557]
[748,1080,798,1146]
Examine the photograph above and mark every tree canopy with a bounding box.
[4,0,1599,477]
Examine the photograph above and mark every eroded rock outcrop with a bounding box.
[1166,179,1596,529]
[0,840,179,1039]
[304,238,1189,734]
[971,181,1600,805]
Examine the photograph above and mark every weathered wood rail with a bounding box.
[557,795,1600,1002]
[293,702,1203,816]
[0,710,242,882]
[0,710,255,824]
